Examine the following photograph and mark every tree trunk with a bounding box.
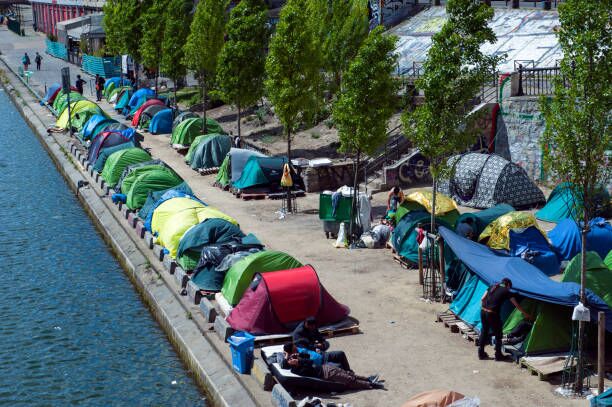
[237,104,241,140]
[286,128,292,213]
[154,62,159,96]
[576,206,589,393]
[173,76,178,110]
[431,176,437,234]
[349,150,361,245]
[201,77,208,134]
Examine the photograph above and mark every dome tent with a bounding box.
[149,108,174,134]
[55,100,107,131]
[123,168,184,210]
[109,85,131,104]
[92,142,136,173]
[43,83,61,103]
[189,134,232,170]
[101,148,152,187]
[114,88,132,111]
[87,131,133,163]
[53,90,83,113]
[171,117,225,148]
[150,197,207,236]
[438,153,545,209]
[172,111,198,130]
[131,99,165,126]
[508,227,560,276]
[81,115,118,141]
[227,266,350,335]
[137,105,167,129]
[139,184,197,231]
[125,88,155,117]
[536,182,611,224]
[116,160,168,191]
[478,211,546,250]
[215,148,267,188]
[221,251,302,306]
[232,156,303,192]
[549,218,612,261]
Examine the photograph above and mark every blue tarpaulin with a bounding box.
[549,218,612,261]
[439,226,612,331]
[508,226,560,276]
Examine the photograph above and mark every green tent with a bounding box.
[125,169,184,209]
[605,250,612,270]
[170,117,225,147]
[93,142,136,173]
[120,163,170,195]
[185,134,212,164]
[71,104,108,131]
[53,91,85,114]
[215,155,231,187]
[232,156,287,190]
[104,81,116,100]
[101,148,152,187]
[455,204,514,236]
[502,251,611,354]
[189,134,232,170]
[221,251,302,306]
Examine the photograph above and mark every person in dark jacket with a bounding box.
[75,75,86,95]
[95,74,105,101]
[281,344,383,390]
[292,317,352,371]
[478,278,533,361]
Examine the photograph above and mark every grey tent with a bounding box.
[228,148,267,183]
[138,104,167,128]
[172,111,198,130]
[438,153,545,209]
[190,134,232,170]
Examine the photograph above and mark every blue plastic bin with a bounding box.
[228,331,255,374]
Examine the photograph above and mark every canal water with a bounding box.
[0,91,204,405]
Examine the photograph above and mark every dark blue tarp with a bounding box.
[508,227,561,276]
[549,218,612,261]
[439,226,612,331]
[149,108,174,134]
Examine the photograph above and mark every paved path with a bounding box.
[0,26,590,407]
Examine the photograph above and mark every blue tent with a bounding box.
[43,83,61,103]
[104,77,131,89]
[548,218,612,261]
[439,226,612,331]
[149,108,174,134]
[81,115,117,141]
[126,88,155,117]
[591,388,612,406]
[115,89,132,111]
[508,227,561,276]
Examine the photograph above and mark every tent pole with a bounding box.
[438,237,445,303]
[598,311,605,395]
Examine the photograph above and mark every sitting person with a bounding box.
[503,318,535,346]
[292,317,350,370]
[282,343,383,390]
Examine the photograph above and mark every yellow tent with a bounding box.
[479,211,546,250]
[152,198,237,257]
[405,189,458,215]
[55,100,104,129]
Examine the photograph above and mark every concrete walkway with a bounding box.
[0,26,589,407]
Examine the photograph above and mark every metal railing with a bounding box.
[516,65,561,97]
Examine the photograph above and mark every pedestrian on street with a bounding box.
[95,74,105,102]
[75,75,86,95]
[34,52,42,71]
[22,53,31,71]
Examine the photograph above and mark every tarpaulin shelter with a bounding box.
[80,114,118,141]
[455,203,514,237]
[549,218,612,261]
[43,83,61,103]
[438,153,545,209]
[478,211,545,250]
[176,218,245,270]
[87,131,132,163]
[227,265,350,335]
[185,134,211,164]
[92,142,136,173]
[139,185,197,231]
[123,168,184,210]
[439,226,612,331]
[170,117,225,148]
[114,88,132,111]
[215,148,267,187]
[222,251,303,306]
[508,227,560,276]
[172,111,198,130]
[137,105,167,129]
[149,108,174,134]
[131,99,165,126]
[232,156,293,192]
[395,190,460,226]
[52,89,83,113]
[125,88,155,117]
[153,201,237,258]
[189,134,232,170]
[101,148,152,187]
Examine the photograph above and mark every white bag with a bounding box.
[334,222,346,248]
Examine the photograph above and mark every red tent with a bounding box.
[131,99,165,126]
[227,265,350,335]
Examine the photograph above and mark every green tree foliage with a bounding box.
[102,0,123,55]
[333,27,398,239]
[184,0,229,133]
[265,0,321,160]
[402,0,500,228]
[307,0,369,93]
[217,0,269,138]
[161,0,193,106]
[140,0,169,93]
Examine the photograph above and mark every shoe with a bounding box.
[367,374,380,383]
[371,382,385,389]
[495,354,509,361]
[478,352,489,360]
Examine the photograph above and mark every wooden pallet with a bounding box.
[436,311,479,344]
[519,354,573,381]
[241,192,267,201]
[393,253,412,269]
[253,324,361,347]
[198,167,219,176]
[267,190,306,200]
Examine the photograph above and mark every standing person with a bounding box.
[387,186,405,214]
[478,278,533,361]
[75,75,86,95]
[34,52,42,71]
[95,74,105,102]
[22,53,31,71]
